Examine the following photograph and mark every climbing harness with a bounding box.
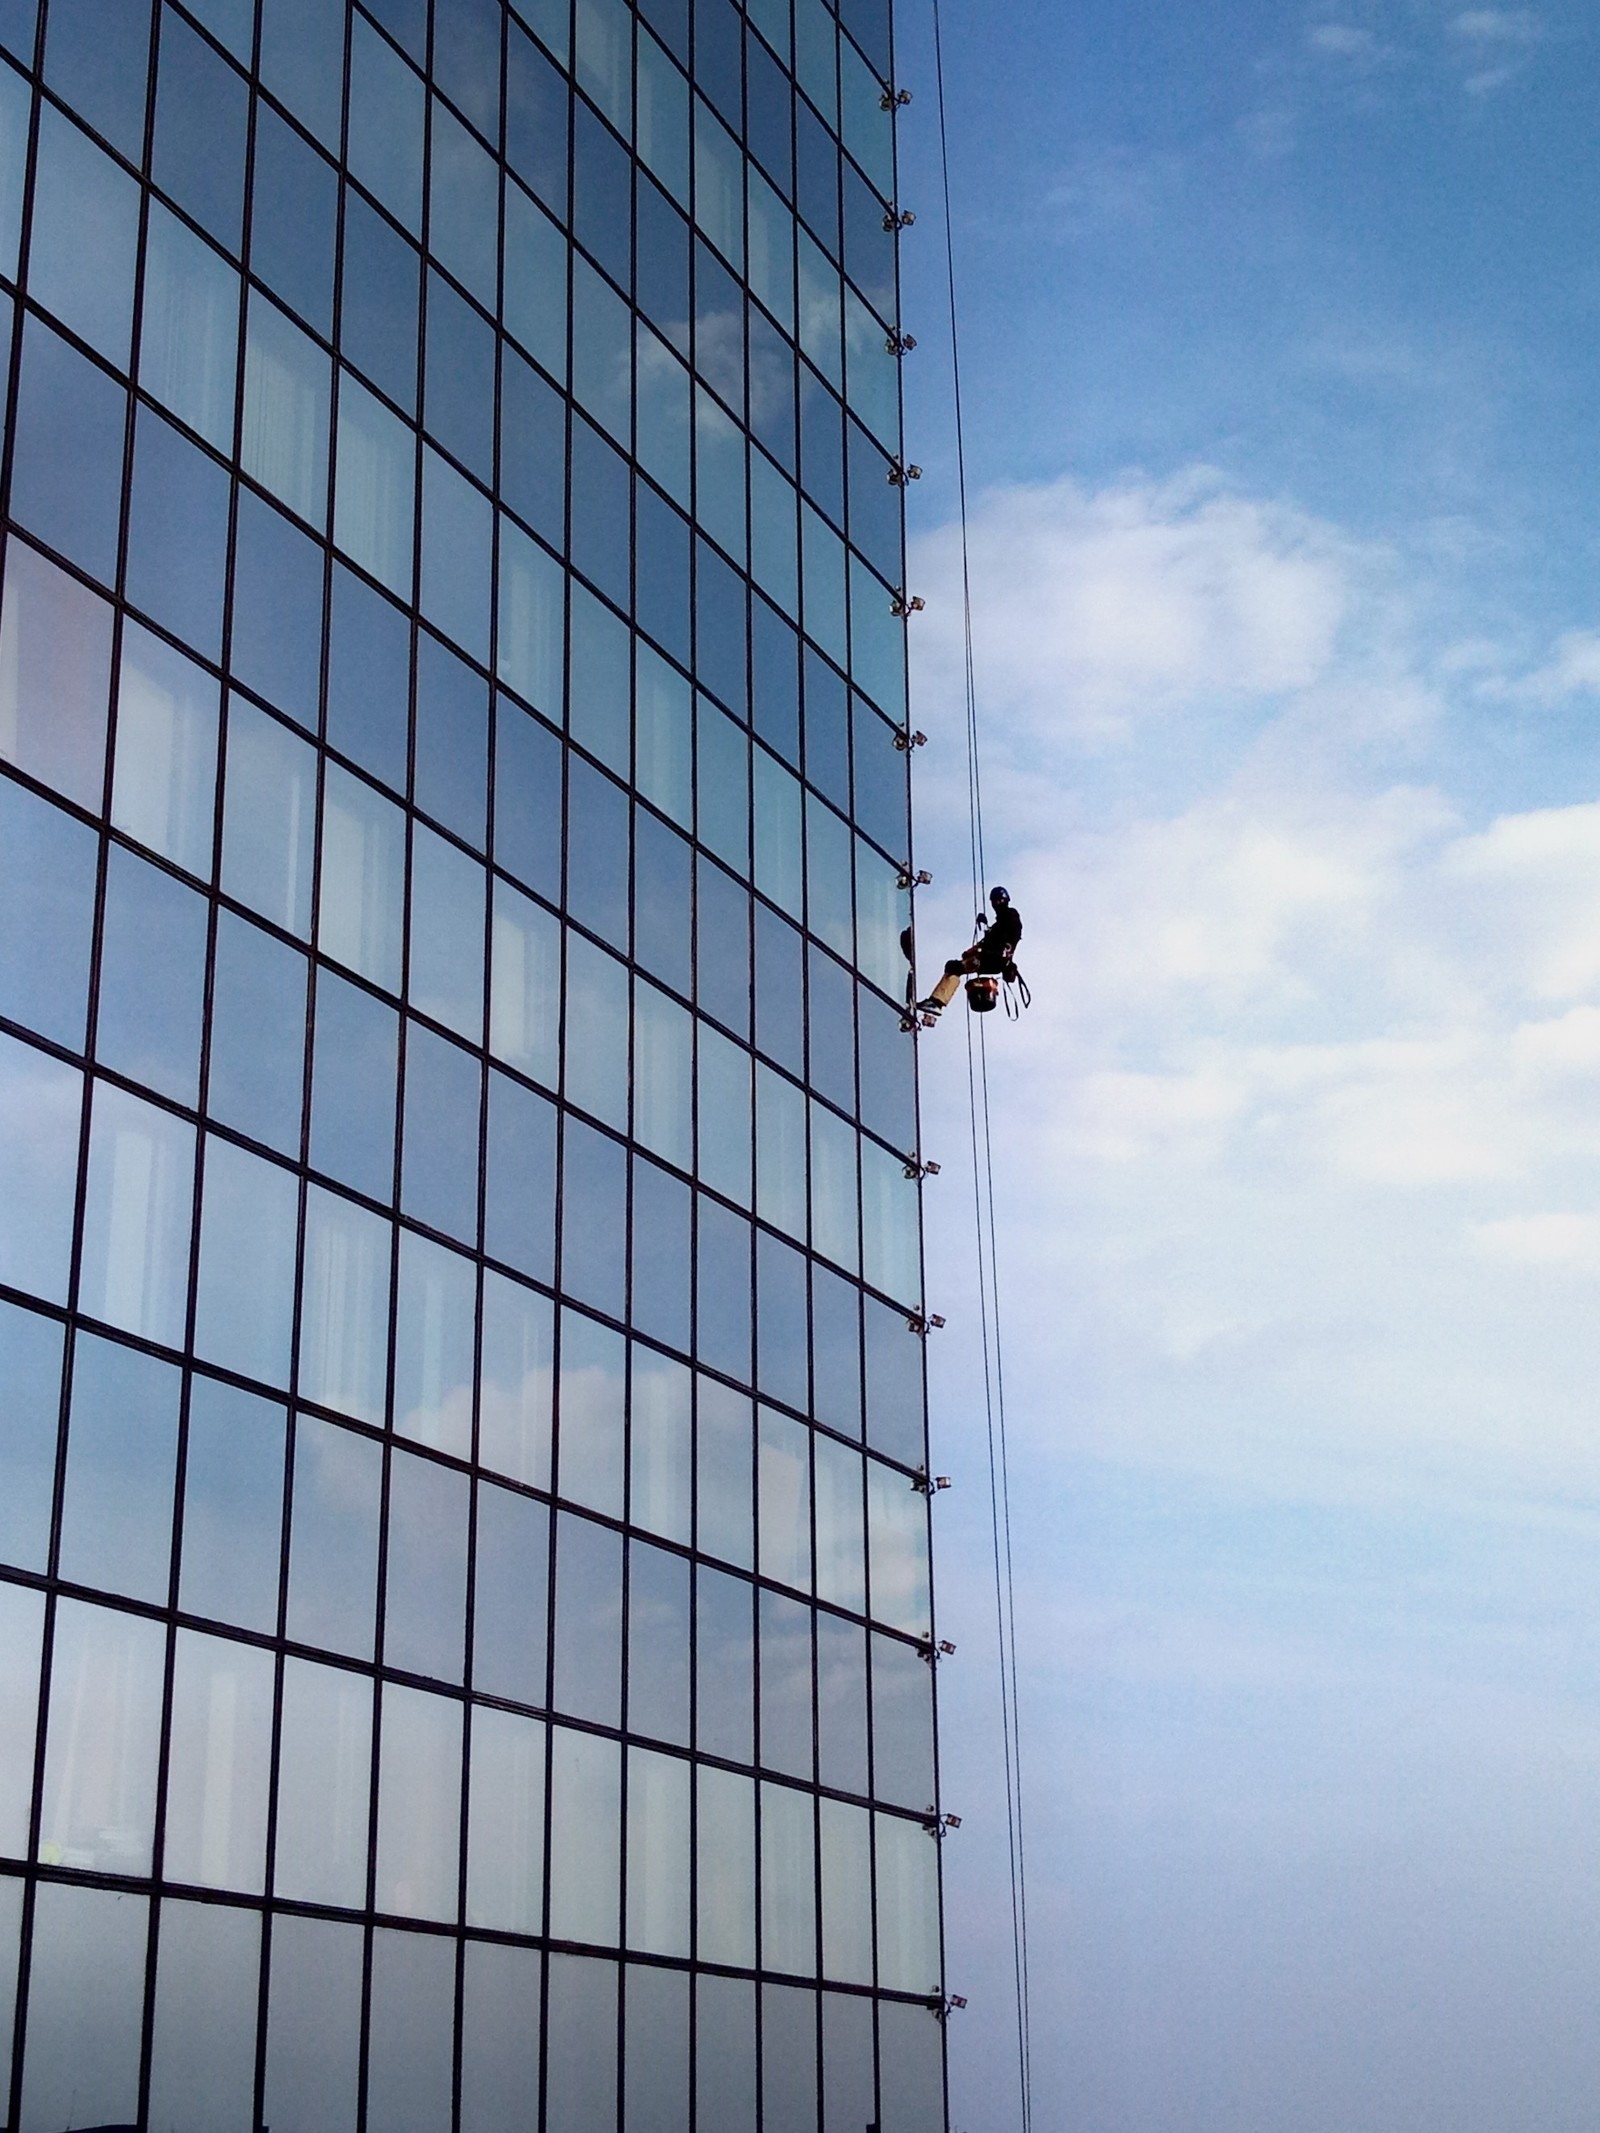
[929,3,1036,2126]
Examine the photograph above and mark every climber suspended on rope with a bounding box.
[917,886,1026,1020]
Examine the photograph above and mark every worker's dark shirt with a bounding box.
[975,906,1022,973]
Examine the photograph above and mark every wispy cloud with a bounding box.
[1449,6,1547,93]
[1308,23,1385,59]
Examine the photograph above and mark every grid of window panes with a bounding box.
[0,0,946,2125]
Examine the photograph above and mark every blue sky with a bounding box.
[891,5,1600,2128]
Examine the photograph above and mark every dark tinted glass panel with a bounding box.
[863,1295,922,1467]
[434,0,503,140]
[493,699,563,904]
[795,97,838,253]
[754,905,804,1076]
[631,1159,691,1350]
[806,947,854,1113]
[208,913,308,1157]
[95,847,208,1105]
[125,411,231,658]
[341,191,422,413]
[802,649,849,808]
[566,759,631,948]
[573,101,631,289]
[0,775,97,1052]
[473,1480,550,1707]
[751,598,800,765]
[694,539,746,717]
[327,566,411,790]
[694,3,740,127]
[553,1510,623,1725]
[810,1263,861,1439]
[638,0,688,67]
[635,482,692,668]
[745,33,791,194]
[401,1025,482,1242]
[251,104,339,337]
[153,12,248,251]
[695,857,750,1037]
[310,972,399,1201]
[627,1539,690,1744]
[799,371,845,532]
[231,491,325,729]
[635,175,691,349]
[570,421,632,613]
[506,21,569,215]
[748,309,796,471]
[633,808,693,997]
[425,273,496,483]
[695,1196,750,1380]
[500,346,567,547]
[757,1232,808,1412]
[0,1299,63,1573]
[414,632,490,845]
[44,0,150,159]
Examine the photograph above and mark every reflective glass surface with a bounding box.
[0,0,942,2119]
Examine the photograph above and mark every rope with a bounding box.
[929,7,1036,2129]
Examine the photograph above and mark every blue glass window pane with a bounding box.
[559,1118,627,1319]
[420,449,493,661]
[43,0,150,159]
[570,421,631,614]
[327,565,410,790]
[95,845,209,1106]
[401,1023,482,1243]
[800,369,845,530]
[695,1564,753,1762]
[569,582,631,775]
[817,1617,869,1797]
[858,991,914,1148]
[429,98,500,308]
[333,372,417,599]
[696,857,751,1038]
[349,12,425,232]
[635,173,690,352]
[140,204,239,455]
[384,1448,469,1681]
[493,697,562,903]
[114,630,219,878]
[843,164,896,326]
[509,183,571,383]
[553,1510,623,1726]
[500,345,567,548]
[125,409,231,658]
[638,0,687,67]
[0,67,24,286]
[863,1294,922,1468]
[755,906,804,1078]
[58,1332,180,1603]
[29,106,140,367]
[259,0,344,150]
[208,911,307,1158]
[630,1157,691,1351]
[801,654,849,810]
[751,597,801,766]
[230,491,324,730]
[310,971,399,1200]
[194,1134,300,1386]
[363,0,427,62]
[697,695,748,875]
[250,103,339,337]
[757,1232,809,1412]
[220,698,316,934]
[153,11,248,251]
[414,632,490,847]
[485,1067,557,1282]
[340,190,421,414]
[795,96,839,257]
[633,806,692,997]
[10,320,126,586]
[694,242,744,411]
[628,1540,690,1745]
[851,696,905,857]
[409,824,487,1041]
[746,32,791,195]
[183,0,252,59]
[696,1197,752,1380]
[434,0,502,137]
[806,947,855,1112]
[572,99,631,289]
[497,515,566,717]
[810,1262,861,1439]
[0,1033,82,1304]
[0,1298,62,1573]
[507,18,569,214]
[0,774,97,1051]
[0,0,35,66]
[840,0,890,76]
[749,308,797,473]
[423,272,495,484]
[571,256,631,441]
[241,296,331,528]
[759,1588,811,1775]
[566,758,631,948]
[286,1414,382,1657]
[695,539,748,718]
[473,1479,550,1706]
[635,481,691,668]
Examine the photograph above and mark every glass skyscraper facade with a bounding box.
[0,0,944,2124]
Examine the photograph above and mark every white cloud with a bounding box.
[911,469,1600,1510]
[913,470,1355,749]
[1309,24,1381,57]
[1450,7,1543,43]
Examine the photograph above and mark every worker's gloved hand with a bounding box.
[1002,965,1019,982]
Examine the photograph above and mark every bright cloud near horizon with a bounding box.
[893,3,1600,2128]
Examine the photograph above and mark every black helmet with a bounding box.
[989,885,1011,909]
